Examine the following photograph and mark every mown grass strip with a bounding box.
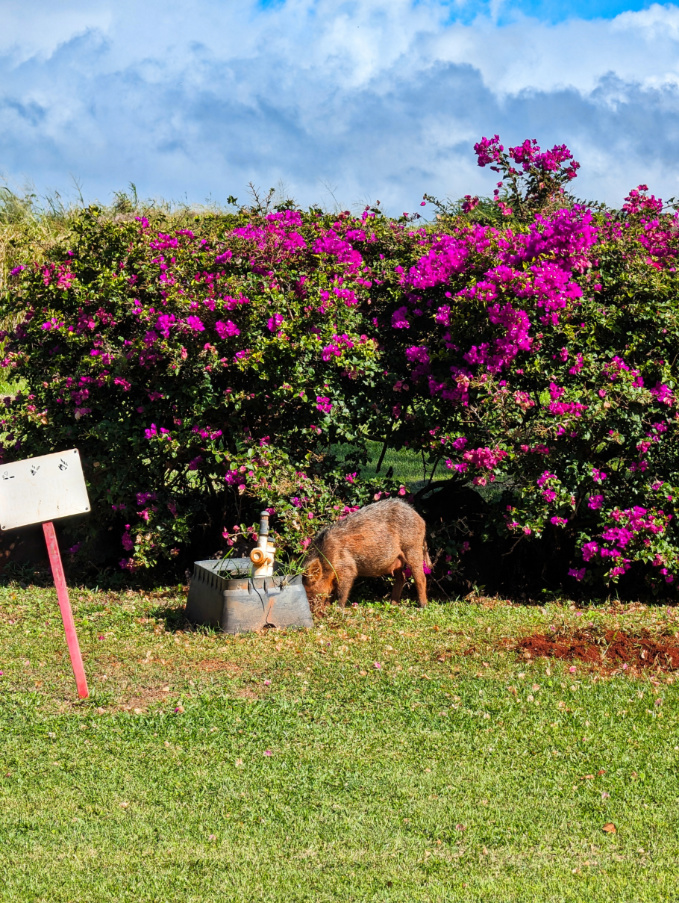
[1,586,678,902]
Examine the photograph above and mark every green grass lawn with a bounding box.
[360,440,433,486]
[351,441,507,506]
[1,584,678,902]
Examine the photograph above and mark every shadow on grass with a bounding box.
[153,604,190,633]
[148,601,226,636]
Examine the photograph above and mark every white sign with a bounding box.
[0,449,90,531]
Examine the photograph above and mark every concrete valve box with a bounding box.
[185,512,313,634]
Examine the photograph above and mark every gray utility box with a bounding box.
[185,559,313,634]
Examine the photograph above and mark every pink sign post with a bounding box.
[0,449,91,698]
[42,520,89,698]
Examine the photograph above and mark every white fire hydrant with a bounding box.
[250,510,276,577]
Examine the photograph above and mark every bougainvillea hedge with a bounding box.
[2,137,679,595]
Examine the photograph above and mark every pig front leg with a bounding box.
[335,561,358,608]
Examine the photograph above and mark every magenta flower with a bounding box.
[322,343,341,361]
[184,315,205,332]
[156,313,176,338]
[267,314,285,332]
[215,320,240,339]
[581,542,599,562]
[316,396,333,413]
[391,306,410,329]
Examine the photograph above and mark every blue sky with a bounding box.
[452,0,655,22]
[2,1,679,214]
[259,0,655,22]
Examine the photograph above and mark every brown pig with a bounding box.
[303,498,429,607]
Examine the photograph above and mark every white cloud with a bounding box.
[1,1,679,212]
[0,3,112,61]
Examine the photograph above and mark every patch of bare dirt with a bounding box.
[196,659,242,674]
[514,629,679,672]
[49,684,176,715]
[234,685,266,699]
[115,690,172,713]
[463,594,513,609]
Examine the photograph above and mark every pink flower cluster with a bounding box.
[508,139,579,180]
[577,506,673,581]
[446,445,508,486]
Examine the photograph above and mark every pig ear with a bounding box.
[305,558,323,580]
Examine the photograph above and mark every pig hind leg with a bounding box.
[389,556,406,603]
[390,567,406,603]
[411,563,428,608]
